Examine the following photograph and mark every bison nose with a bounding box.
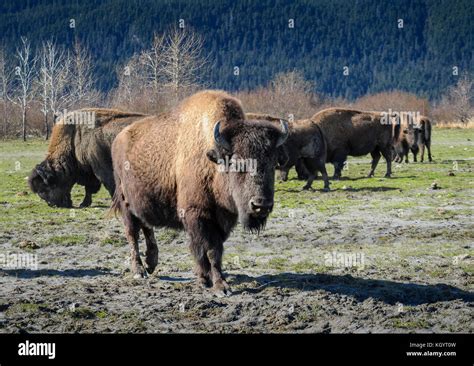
[249,197,273,217]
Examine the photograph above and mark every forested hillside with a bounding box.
[0,0,472,99]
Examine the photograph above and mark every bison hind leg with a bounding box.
[122,208,148,279]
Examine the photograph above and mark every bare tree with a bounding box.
[447,74,473,123]
[112,54,146,109]
[11,37,37,141]
[70,39,99,108]
[0,45,14,137]
[37,46,50,139]
[161,28,209,104]
[139,33,166,97]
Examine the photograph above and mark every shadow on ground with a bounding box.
[229,272,474,306]
[0,268,114,278]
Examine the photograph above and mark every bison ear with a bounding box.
[206,149,220,164]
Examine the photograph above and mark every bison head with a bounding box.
[28,161,74,208]
[207,119,288,232]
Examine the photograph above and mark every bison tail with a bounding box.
[107,183,123,219]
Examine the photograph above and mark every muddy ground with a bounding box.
[0,129,473,333]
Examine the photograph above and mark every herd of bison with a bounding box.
[28,89,433,297]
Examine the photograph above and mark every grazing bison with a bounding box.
[29,108,146,208]
[245,113,326,189]
[111,90,288,296]
[311,108,400,179]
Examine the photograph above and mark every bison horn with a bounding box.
[213,121,231,151]
[276,119,289,147]
[36,165,50,184]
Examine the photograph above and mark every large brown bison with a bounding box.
[111,90,288,296]
[29,108,146,208]
[311,108,400,179]
[246,113,329,191]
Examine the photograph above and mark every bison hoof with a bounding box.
[79,200,92,208]
[322,187,330,192]
[132,264,148,279]
[145,253,158,274]
[384,174,391,178]
[196,275,212,288]
[302,185,314,191]
[212,280,232,297]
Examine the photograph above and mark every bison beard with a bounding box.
[111,90,288,296]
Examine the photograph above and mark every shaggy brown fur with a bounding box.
[29,108,146,207]
[311,108,400,179]
[111,91,288,296]
[246,113,329,191]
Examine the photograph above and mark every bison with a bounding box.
[111,90,288,296]
[246,113,329,191]
[29,108,146,208]
[310,108,401,179]
[393,114,432,163]
[416,115,433,162]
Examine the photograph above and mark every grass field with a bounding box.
[0,128,473,333]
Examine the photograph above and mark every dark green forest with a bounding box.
[0,0,472,100]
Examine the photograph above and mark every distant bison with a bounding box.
[29,108,146,208]
[393,114,432,163]
[111,91,288,296]
[416,115,433,162]
[246,113,329,191]
[311,108,401,179]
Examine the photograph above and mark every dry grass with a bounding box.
[434,119,474,129]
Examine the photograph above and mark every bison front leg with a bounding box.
[189,243,212,288]
[207,244,231,297]
[141,226,158,274]
[80,180,101,208]
[184,213,231,296]
[278,167,289,181]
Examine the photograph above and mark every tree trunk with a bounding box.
[2,101,7,138]
[22,107,26,142]
[44,113,49,140]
